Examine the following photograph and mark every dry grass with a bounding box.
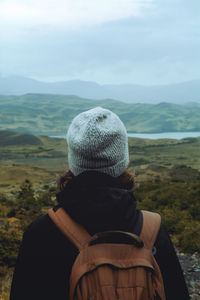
[0,271,13,300]
[0,163,56,195]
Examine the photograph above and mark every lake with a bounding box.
[127,132,200,140]
[51,132,200,140]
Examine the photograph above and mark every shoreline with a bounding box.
[50,131,200,140]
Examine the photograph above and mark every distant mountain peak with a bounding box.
[0,75,200,104]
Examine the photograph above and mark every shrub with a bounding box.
[16,179,36,209]
[178,221,200,253]
[135,179,200,254]
[0,218,22,268]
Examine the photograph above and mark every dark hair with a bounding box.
[57,169,134,192]
[57,169,74,192]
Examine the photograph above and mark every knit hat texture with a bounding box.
[66,107,129,177]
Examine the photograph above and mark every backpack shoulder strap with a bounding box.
[140,210,161,250]
[48,208,91,251]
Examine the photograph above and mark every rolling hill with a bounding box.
[0,131,42,146]
[1,94,200,135]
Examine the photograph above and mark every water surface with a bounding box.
[51,132,200,140]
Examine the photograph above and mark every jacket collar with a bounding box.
[56,171,138,235]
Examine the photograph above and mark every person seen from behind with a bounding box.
[10,107,190,300]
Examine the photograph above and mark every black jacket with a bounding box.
[10,172,190,300]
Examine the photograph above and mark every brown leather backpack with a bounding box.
[48,208,166,300]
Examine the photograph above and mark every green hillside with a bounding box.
[0,94,200,135]
[0,131,67,194]
[0,131,42,146]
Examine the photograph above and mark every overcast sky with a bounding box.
[0,0,199,85]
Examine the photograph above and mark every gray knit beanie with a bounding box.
[66,107,129,177]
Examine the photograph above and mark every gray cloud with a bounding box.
[0,0,199,84]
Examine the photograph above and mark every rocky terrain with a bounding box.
[176,249,200,299]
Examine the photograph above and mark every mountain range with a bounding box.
[0,76,200,104]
